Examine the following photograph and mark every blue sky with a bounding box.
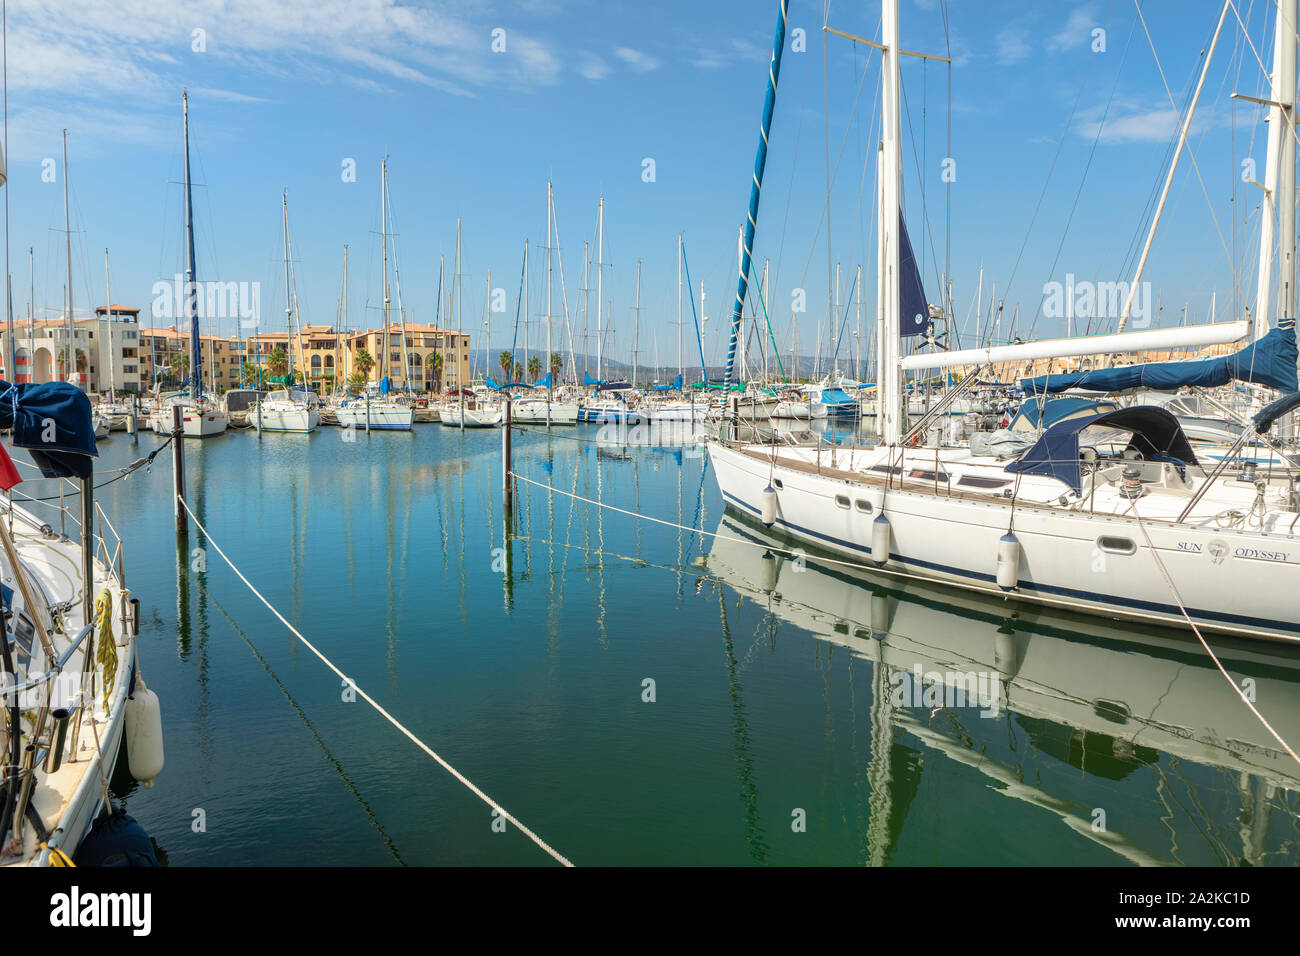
[0,0,1282,373]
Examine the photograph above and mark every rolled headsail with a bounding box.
[723,0,789,386]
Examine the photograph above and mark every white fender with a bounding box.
[125,676,165,787]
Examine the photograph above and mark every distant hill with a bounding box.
[469,348,862,385]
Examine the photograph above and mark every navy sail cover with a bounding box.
[1019,321,1298,395]
[1005,406,1197,494]
[0,380,98,478]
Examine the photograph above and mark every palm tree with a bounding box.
[431,350,444,392]
[498,350,512,379]
[355,348,375,380]
[266,346,288,380]
[513,362,524,381]
[348,371,365,391]
[527,355,541,382]
[168,352,190,382]
[549,352,563,379]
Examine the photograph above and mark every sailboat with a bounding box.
[334,160,414,431]
[150,92,230,438]
[254,192,320,433]
[0,94,163,862]
[708,0,1300,645]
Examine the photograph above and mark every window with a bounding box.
[834,494,850,509]
[855,500,872,513]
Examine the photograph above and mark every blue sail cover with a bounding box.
[899,214,931,337]
[583,372,632,390]
[1020,321,1298,395]
[1006,406,1197,493]
[650,374,684,392]
[0,380,98,478]
[533,372,552,390]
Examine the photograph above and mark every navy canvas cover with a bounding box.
[1019,321,1298,396]
[1005,406,1197,493]
[0,380,98,478]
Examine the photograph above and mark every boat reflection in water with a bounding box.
[706,510,1300,866]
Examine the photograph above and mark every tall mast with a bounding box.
[104,247,114,398]
[182,92,201,400]
[546,180,553,399]
[596,196,604,382]
[633,258,641,387]
[341,243,348,394]
[62,129,73,386]
[855,263,862,381]
[281,190,292,395]
[877,0,903,446]
[1255,17,1280,340]
[723,0,788,385]
[676,233,683,384]
[582,240,590,381]
[381,158,389,385]
[522,238,529,378]
[1277,0,1298,328]
[456,217,463,428]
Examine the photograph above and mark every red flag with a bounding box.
[0,444,22,491]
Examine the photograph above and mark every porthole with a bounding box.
[834,494,851,509]
[1097,536,1136,555]
[855,499,872,514]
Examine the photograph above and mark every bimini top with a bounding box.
[1006,396,1118,434]
[1005,405,1198,494]
[1019,320,1298,395]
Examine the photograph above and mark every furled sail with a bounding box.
[1019,320,1297,395]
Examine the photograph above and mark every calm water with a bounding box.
[55,420,1300,865]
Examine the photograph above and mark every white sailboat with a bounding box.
[255,192,318,434]
[708,0,1300,644]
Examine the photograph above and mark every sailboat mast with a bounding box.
[877,0,903,446]
[546,180,553,400]
[62,130,73,386]
[596,196,604,382]
[633,258,641,388]
[182,93,201,401]
[1277,0,1297,326]
[677,233,683,384]
[281,191,292,394]
[104,247,114,398]
[381,158,389,386]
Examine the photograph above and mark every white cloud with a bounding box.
[579,56,611,81]
[1047,5,1098,54]
[994,22,1032,65]
[691,38,768,70]
[614,47,660,72]
[5,0,567,108]
[1077,108,1178,144]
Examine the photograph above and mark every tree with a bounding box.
[242,365,262,387]
[348,371,365,391]
[266,346,288,379]
[167,352,190,382]
[431,351,444,393]
[321,372,335,395]
[498,350,512,379]
[549,352,563,378]
[355,348,374,380]
[527,355,541,382]
[513,362,524,381]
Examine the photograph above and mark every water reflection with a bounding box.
[706,510,1300,865]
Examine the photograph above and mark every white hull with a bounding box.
[255,403,320,433]
[708,440,1300,643]
[643,402,709,422]
[511,399,579,424]
[439,405,503,428]
[771,400,828,420]
[334,403,415,430]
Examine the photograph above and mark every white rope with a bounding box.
[175,495,573,867]
[1125,496,1300,769]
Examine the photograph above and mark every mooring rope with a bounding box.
[175,495,573,867]
[1126,496,1300,769]
[511,469,1300,769]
